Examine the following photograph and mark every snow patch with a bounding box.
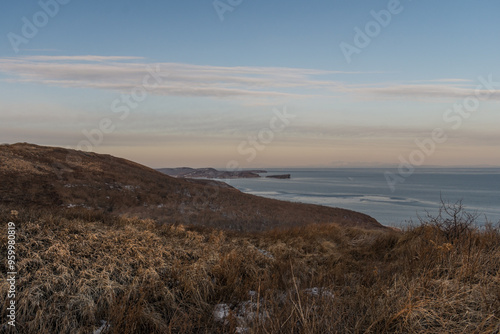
[304,287,334,299]
[93,320,108,334]
[213,303,230,322]
[256,248,274,259]
[213,291,269,332]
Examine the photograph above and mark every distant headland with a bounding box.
[157,167,290,179]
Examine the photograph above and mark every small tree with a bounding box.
[419,197,478,243]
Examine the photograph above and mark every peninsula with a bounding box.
[157,167,268,179]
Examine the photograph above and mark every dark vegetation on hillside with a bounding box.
[0,202,498,333]
[0,143,382,231]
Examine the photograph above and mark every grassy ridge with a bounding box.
[0,143,383,231]
[1,205,499,333]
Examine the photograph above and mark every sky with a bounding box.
[0,0,499,168]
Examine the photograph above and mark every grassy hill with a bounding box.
[0,143,383,231]
[1,143,498,333]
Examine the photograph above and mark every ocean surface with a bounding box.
[220,168,500,227]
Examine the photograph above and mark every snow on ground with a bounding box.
[213,287,334,331]
[92,320,108,334]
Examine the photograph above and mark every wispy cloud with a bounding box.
[361,84,500,100]
[409,78,473,83]
[0,56,348,99]
[0,55,498,101]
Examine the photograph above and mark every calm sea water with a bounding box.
[221,168,500,227]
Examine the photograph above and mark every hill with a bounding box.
[0,143,383,231]
[1,143,498,333]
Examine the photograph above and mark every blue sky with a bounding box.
[0,0,499,167]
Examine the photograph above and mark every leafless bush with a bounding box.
[419,198,479,243]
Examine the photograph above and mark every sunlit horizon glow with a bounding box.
[1,1,499,168]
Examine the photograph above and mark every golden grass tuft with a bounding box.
[0,205,499,333]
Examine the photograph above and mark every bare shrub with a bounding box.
[419,198,478,243]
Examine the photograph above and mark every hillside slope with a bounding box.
[0,143,384,231]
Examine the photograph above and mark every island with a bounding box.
[266,174,291,179]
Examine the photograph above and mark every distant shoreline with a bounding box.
[157,167,291,180]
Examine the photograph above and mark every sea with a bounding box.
[220,168,500,228]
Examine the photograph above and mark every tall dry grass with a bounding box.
[0,203,499,333]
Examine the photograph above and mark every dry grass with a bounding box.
[0,143,383,231]
[1,205,499,334]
